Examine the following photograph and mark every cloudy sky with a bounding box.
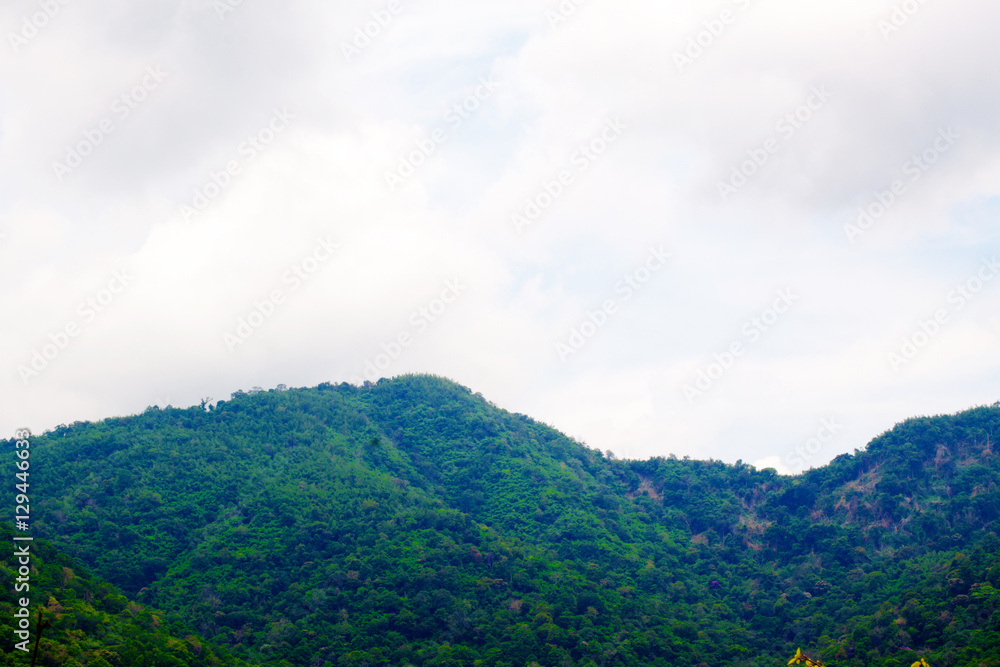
[3,0,998,473]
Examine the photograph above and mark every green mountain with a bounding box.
[3,374,1000,667]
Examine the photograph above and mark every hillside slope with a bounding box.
[4,375,1000,667]
[0,525,253,667]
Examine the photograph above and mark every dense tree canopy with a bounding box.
[2,375,999,666]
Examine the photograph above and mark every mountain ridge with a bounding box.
[3,374,999,667]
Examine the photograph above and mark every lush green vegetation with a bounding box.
[3,374,999,666]
[0,524,252,667]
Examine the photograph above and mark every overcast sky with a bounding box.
[3,0,998,474]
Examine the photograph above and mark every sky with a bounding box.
[2,0,998,474]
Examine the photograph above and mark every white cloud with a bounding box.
[2,0,998,471]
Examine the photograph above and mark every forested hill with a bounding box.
[3,375,1000,667]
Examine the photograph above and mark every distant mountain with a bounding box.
[4,375,999,667]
